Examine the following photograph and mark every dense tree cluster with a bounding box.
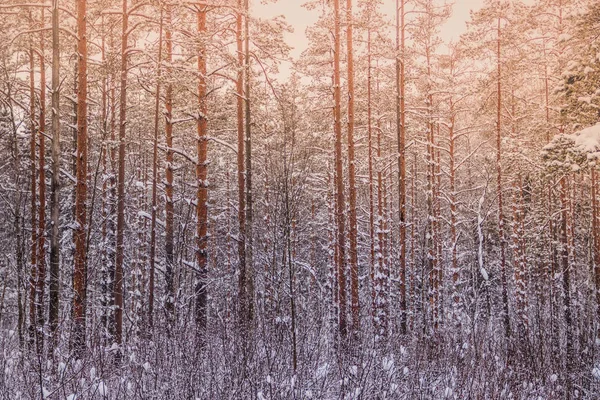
[2,0,600,398]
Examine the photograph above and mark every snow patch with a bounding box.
[382,356,394,372]
[97,381,107,396]
[480,267,489,281]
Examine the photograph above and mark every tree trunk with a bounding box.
[449,97,459,326]
[496,11,510,340]
[73,0,88,355]
[28,27,38,347]
[426,108,435,330]
[99,15,110,342]
[48,0,61,352]
[164,4,175,322]
[114,0,128,354]
[36,8,47,354]
[367,26,376,329]
[106,48,117,341]
[195,4,209,338]
[410,152,417,331]
[435,131,442,329]
[149,6,164,335]
[396,0,407,335]
[332,0,347,342]
[592,168,600,342]
[243,0,254,326]
[236,0,248,328]
[6,70,26,348]
[346,0,359,336]
[107,47,117,341]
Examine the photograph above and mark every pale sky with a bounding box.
[253,0,485,77]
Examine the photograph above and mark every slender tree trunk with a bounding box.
[195,4,209,338]
[592,168,600,342]
[236,0,248,327]
[164,4,175,322]
[435,131,442,329]
[383,172,391,327]
[28,27,38,347]
[374,69,386,339]
[288,210,298,373]
[72,0,88,354]
[449,98,459,326]
[226,170,233,323]
[376,151,385,338]
[114,0,128,353]
[327,166,338,332]
[283,145,298,370]
[496,11,510,340]
[332,0,347,341]
[410,152,417,331]
[106,52,117,341]
[243,0,254,326]
[367,27,376,328]
[48,0,61,352]
[149,6,164,335]
[6,71,26,348]
[107,51,117,341]
[346,0,359,336]
[396,0,407,335]
[426,108,436,330]
[99,15,110,342]
[543,41,559,362]
[36,7,47,354]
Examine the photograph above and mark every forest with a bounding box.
[1,0,600,398]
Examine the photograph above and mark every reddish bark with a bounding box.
[396,0,407,335]
[195,4,209,336]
